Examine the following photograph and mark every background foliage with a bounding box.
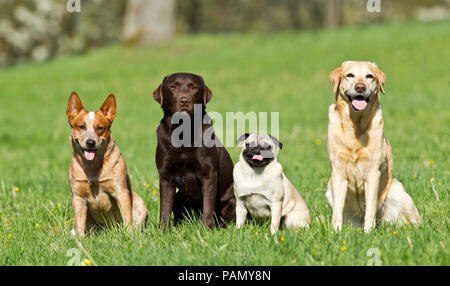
[0,0,449,66]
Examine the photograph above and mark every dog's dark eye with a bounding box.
[78,125,86,130]
[245,143,250,148]
[267,145,272,150]
[97,126,104,131]
[366,74,374,79]
[346,73,354,78]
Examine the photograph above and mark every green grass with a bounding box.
[0,21,449,266]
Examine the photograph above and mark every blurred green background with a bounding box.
[0,0,449,66]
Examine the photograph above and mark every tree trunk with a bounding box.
[309,0,325,29]
[188,0,202,33]
[286,0,302,31]
[326,0,342,28]
[122,0,175,45]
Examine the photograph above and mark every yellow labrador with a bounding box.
[326,61,422,233]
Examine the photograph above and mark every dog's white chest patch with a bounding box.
[242,194,272,218]
[235,176,276,218]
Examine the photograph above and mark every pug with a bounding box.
[233,133,310,234]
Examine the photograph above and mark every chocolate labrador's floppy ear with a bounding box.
[373,63,386,95]
[67,91,84,125]
[198,75,213,106]
[236,133,251,145]
[269,135,283,150]
[153,76,167,106]
[329,65,343,95]
[100,94,116,123]
[153,84,163,106]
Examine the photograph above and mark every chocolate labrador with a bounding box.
[153,73,235,230]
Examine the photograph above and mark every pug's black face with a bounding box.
[243,144,274,168]
[238,133,282,168]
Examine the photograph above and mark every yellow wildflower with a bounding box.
[146,184,151,189]
[315,139,321,145]
[15,187,20,192]
[393,231,398,235]
[342,240,347,245]
[431,177,435,182]
[80,259,92,266]
[314,245,319,249]
[280,236,285,242]
[153,189,157,195]
[340,246,346,252]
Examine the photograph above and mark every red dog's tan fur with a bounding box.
[67,92,148,236]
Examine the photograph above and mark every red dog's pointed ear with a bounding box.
[100,94,116,123]
[374,64,386,94]
[329,66,342,94]
[67,92,84,124]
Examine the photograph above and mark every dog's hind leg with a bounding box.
[378,179,422,225]
[219,186,236,226]
[283,207,310,230]
[173,191,193,225]
[131,192,148,230]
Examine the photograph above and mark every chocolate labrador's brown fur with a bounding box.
[153,73,235,230]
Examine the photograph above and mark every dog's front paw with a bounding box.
[70,229,85,238]
[201,217,214,229]
[270,226,278,235]
[332,218,343,232]
[363,217,376,233]
[364,223,375,233]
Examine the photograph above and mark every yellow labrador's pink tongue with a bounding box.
[252,154,264,161]
[84,150,95,161]
[352,99,368,111]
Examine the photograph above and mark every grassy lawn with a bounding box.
[0,20,448,266]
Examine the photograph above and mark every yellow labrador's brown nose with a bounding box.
[355,83,366,93]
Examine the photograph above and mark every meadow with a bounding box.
[0,20,448,266]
